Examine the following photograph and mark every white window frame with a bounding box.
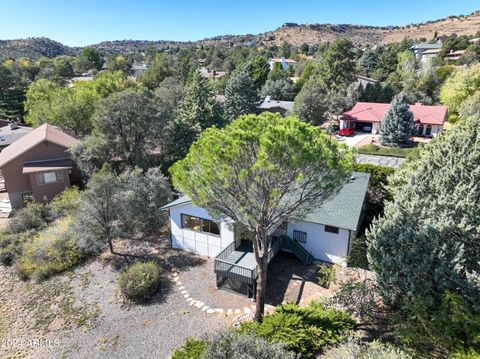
[181,213,220,236]
[36,171,64,185]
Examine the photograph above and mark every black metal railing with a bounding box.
[280,235,314,265]
[214,259,256,285]
[215,240,236,261]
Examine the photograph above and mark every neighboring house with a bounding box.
[162,172,370,297]
[410,43,443,60]
[419,48,441,64]
[0,123,81,209]
[131,64,149,79]
[267,57,296,71]
[444,50,466,61]
[199,67,227,79]
[0,123,32,151]
[341,102,448,137]
[355,74,378,87]
[259,96,294,117]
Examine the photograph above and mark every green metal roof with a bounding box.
[162,171,370,231]
[291,171,370,231]
[161,195,191,209]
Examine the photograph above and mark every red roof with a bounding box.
[342,102,447,125]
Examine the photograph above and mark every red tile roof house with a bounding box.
[341,102,448,138]
[0,123,81,209]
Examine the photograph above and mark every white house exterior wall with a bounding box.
[286,219,351,266]
[418,124,442,137]
[340,120,441,137]
[169,203,235,258]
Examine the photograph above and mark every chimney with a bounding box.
[9,122,18,130]
[265,96,272,102]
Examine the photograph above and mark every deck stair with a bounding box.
[214,235,313,298]
[280,235,314,265]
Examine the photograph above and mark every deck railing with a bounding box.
[215,240,236,261]
[214,258,257,285]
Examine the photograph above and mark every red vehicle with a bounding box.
[338,127,355,136]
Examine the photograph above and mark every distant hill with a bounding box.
[1,11,480,59]
[0,37,74,60]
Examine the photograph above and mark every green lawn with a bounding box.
[357,144,415,158]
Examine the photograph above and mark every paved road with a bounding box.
[356,154,406,168]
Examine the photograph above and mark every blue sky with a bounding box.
[0,0,478,46]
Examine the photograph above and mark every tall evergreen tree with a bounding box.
[0,65,26,120]
[293,77,329,124]
[168,70,223,161]
[224,68,261,121]
[367,115,480,313]
[315,38,355,90]
[379,93,416,146]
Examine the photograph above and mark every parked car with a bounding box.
[338,128,355,136]
[362,124,372,132]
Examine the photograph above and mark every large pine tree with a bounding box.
[368,115,480,311]
[379,93,416,146]
[224,68,261,121]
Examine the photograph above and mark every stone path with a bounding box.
[355,154,405,168]
[169,270,275,316]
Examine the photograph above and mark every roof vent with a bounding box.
[9,122,18,130]
[350,175,356,181]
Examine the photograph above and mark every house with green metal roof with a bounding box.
[162,171,370,298]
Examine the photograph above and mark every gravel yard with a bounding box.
[0,236,372,359]
[0,238,249,359]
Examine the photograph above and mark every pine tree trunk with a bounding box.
[254,254,269,321]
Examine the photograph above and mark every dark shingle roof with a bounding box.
[161,195,192,209]
[162,172,370,231]
[291,171,370,231]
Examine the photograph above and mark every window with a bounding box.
[293,230,307,243]
[425,125,432,136]
[37,171,64,185]
[181,214,220,235]
[324,225,339,234]
[418,124,424,136]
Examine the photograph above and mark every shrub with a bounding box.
[49,187,81,218]
[206,331,297,359]
[172,331,297,359]
[239,301,354,357]
[394,293,480,356]
[0,230,33,266]
[17,216,88,281]
[8,201,47,233]
[331,279,378,320]
[317,263,336,288]
[325,336,412,359]
[171,338,207,359]
[347,235,369,269]
[118,261,161,302]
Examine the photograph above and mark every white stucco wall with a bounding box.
[418,124,442,137]
[286,219,351,266]
[169,203,235,258]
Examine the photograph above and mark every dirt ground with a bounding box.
[0,239,375,358]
